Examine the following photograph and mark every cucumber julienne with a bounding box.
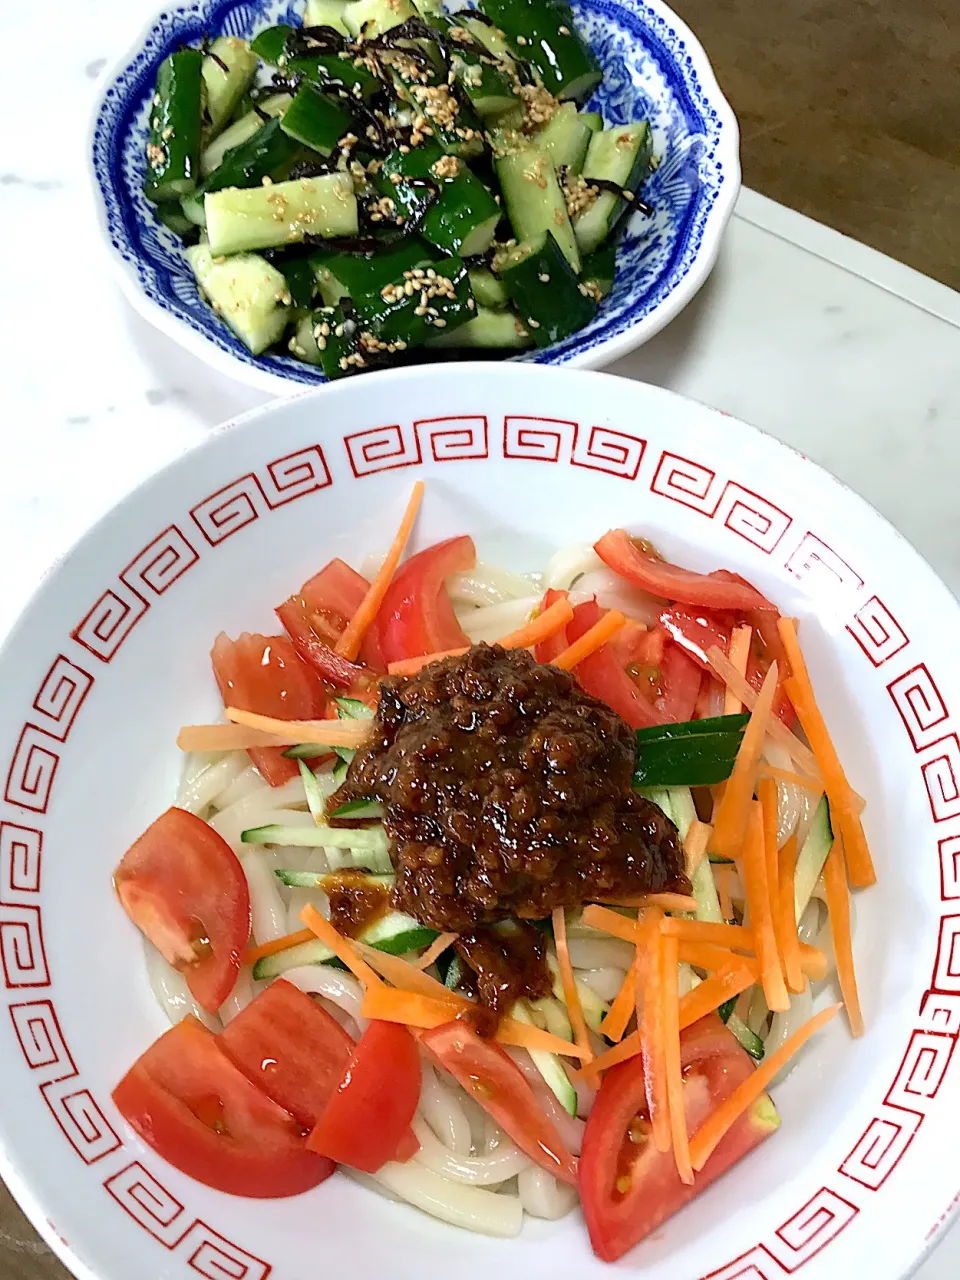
[144,1,655,372]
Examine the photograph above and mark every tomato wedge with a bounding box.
[211,632,327,785]
[579,1015,780,1262]
[533,588,572,663]
[113,1017,333,1198]
[276,558,385,680]
[422,1020,578,1186]
[654,643,702,723]
[276,597,371,689]
[660,606,734,671]
[377,535,476,664]
[595,530,775,613]
[115,807,249,1014]
[565,600,662,729]
[219,980,355,1128]
[307,1021,421,1173]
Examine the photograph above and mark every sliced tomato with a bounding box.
[276,558,385,678]
[659,606,734,671]
[533,588,571,662]
[115,808,249,1014]
[219,980,355,1129]
[565,600,662,729]
[422,1020,578,1186]
[307,1021,421,1173]
[608,618,667,671]
[276,597,372,690]
[113,1017,333,1198]
[595,530,775,613]
[211,632,327,785]
[579,1015,780,1262]
[654,642,702,723]
[377,535,476,664]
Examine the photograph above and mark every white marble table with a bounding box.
[2,2,960,1275]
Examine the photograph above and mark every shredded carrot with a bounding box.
[684,820,713,880]
[581,904,643,944]
[352,941,468,1002]
[636,909,670,1153]
[599,966,637,1041]
[386,598,576,676]
[661,932,693,1183]
[178,723,307,752]
[678,940,758,973]
[243,927,315,967]
[777,836,804,993]
[689,1005,841,1170]
[300,905,383,989]
[575,1031,640,1079]
[388,647,468,676]
[741,803,790,1012]
[710,664,779,861]
[594,892,699,913]
[778,618,875,888]
[337,481,424,660]
[822,834,864,1036]
[705,645,822,779]
[551,609,627,671]
[758,764,824,793]
[716,862,734,920]
[553,907,593,1065]
[724,625,752,716]
[799,941,828,982]
[223,707,371,748]
[660,918,756,953]
[412,932,458,971]
[758,777,786,989]
[678,960,757,1028]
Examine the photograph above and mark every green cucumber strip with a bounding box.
[298,759,327,822]
[444,952,466,989]
[575,122,653,253]
[205,172,358,256]
[280,83,355,156]
[335,697,375,719]
[511,1000,577,1115]
[717,996,737,1023]
[467,268,509,310]
[726,1011,765,1060]
[253,937,334,978]
[201,36,258,137]
[536,102,595,175]
[311,239,434,306]
[664,786,697,842]
[632,713,750,788]
[144,49,205,203]
[240,823,389,852]
[376,145,501,259]
[281,742,329,759]
[252,909,433,978]
[497,231,594,347]
[477,0,601,101]
[496,146,580,272]
[546,952,608,1033]
[333,756,350,782]
[186,244,290,355]
[199,116,302,197]
[426,306,532,350]
[304,0,351,33]
[200,94,292,177]
[329,798,384,820]
[794,797,833,921]
[689,858,724,925]
[279,256,318,310]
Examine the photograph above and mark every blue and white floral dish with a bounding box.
[89,0,740,393]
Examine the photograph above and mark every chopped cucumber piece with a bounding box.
[467,267,508,309]
[201,37,258,137]
[250,25,293,62]
[546,952,608,1033]
[144,49,204,203]
[346,255,476,359]
[343,0,417,37]
[426,305,532,349]
[200,94,291,177]
[444,952,466,989]
[478,0,601,101]
[311,239,434,306]
[665,787,697,842]
[581,242,616,298]
[335,697,375,719]
[241,822,389,852]
[377,146,501,259]
[496,145,580,271]
[794,797,833,921]
[718,996,737,1023]
[200,116,301,197]
[186,244,291,354]
[304,0,351,33]
[575,122,653,254]
[536,102,594,175]
[179,190,207,227]
[278,256,318,309]
[155,203,198,240]
[581,111,603,132]
[252,907,435,978]
[281,741,330,758]
[498,231,595,346]
[512,1001,577,1115]
[727,1011,765,1060]
[280,83,355,156]
[205,172,357,256]
[329,798,384,820]
[298,759,327,822]
[460,15,516,60]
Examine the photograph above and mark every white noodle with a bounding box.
[178,750,227,792]
[507,1050,585,1154]
[420,1061,473,1154]
[412,1117,531,1185]
[211,764,268,812]
[765,985,813,1083]
[448,564,534,606]
[176,752,246,814]
[576,966,627,1002]
[370,1161,523,1237]
[568,937,635,970]
[144,942,220,1030]
[241,851,288,944]
[543,542,604,590]
[219,966,257,1025]
[518,1167,578,1219]
[762,738,804,847]
[281,965,368,1035]
[459,596,539,644]
[798,899,824,946]
[209,789,310,850]
[569,568,663,626]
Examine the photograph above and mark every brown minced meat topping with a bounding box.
[329,644,688,933]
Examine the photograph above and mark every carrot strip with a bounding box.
[758,764,824,793]
[581,903,642,943]
[496,596,575,649]
[777,836,804,994]
[636,909,670,1153]
[705,645,822,779]
[822,835,864,1036]
[178,723,307,752]
[716,862,734,921]
[599,966,637,1041]
[223,707,371,748]
[553,907,593,1065]
[337,481,424,660]
[388,647,468,676]
[758,776,786,988]
[412,932,458,971]
[243,927,315,967]
[551,609,627,671]
[594,893,699,913]
[724,625,752,716]
[661,932,694,1183]
[678,941,758,972]
[778,618,875,888]
[575,1031,640,1079]
[689,1004,841,1170]
[710,664,779,862]
[799,941,828,982]
[660,919,756,953]
[300,905,383,989]
[684,820,713,880]
[678,960,758,1028]
[740,803,790,1012]
[352,941,469,1002]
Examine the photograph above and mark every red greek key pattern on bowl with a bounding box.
[772,1188,858,1270]
[571,424,646,480]
[503,415,576,464]
[887,665,949,751]
[4,727,60,814]
[885,1029,956,1110]
[0,821,47,988]
[191,477,263,545]
[191,448,331,545]
[701,1245,786,1279]
[920,736,960,822]
[415,416,489,462]
[344,424,421,476]
[30,657,94,743]
[264,447,331,505]
[651,450,718,513]
[121,526,199,598]
[939,837,960,900]
[71,584,148,663]
[933,916,960,993]
[846,596,909,667]
[840,1107,923,1189]
[919,989,960,1035]
[784,534,864,597]
[105,1163,271,1277]
[719,484,791,554]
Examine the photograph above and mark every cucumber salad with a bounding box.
[111,482,873,1261]
[142,0,655,375]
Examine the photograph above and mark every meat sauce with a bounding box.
[320,871,389,937]
[454,922,553,1037]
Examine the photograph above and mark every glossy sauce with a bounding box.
[320,871,389,938]
[455,921,552,1037]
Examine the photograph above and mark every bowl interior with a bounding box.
[90,0,736,388]
[0,366,956,1280]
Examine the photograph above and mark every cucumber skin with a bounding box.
[499,231,595,347]
[496,146,580,272]
[477,0,601,101]
[376,147,501,258]
[199,117,301,198]
[280,83,355,157]
[201,37,258,136]
[144,50,205,203]
[205,172,358,256]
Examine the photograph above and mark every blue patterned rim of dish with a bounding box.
[91,0,733,386]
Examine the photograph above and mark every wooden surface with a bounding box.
[2,1,957,1277]
[671,0,960,289]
